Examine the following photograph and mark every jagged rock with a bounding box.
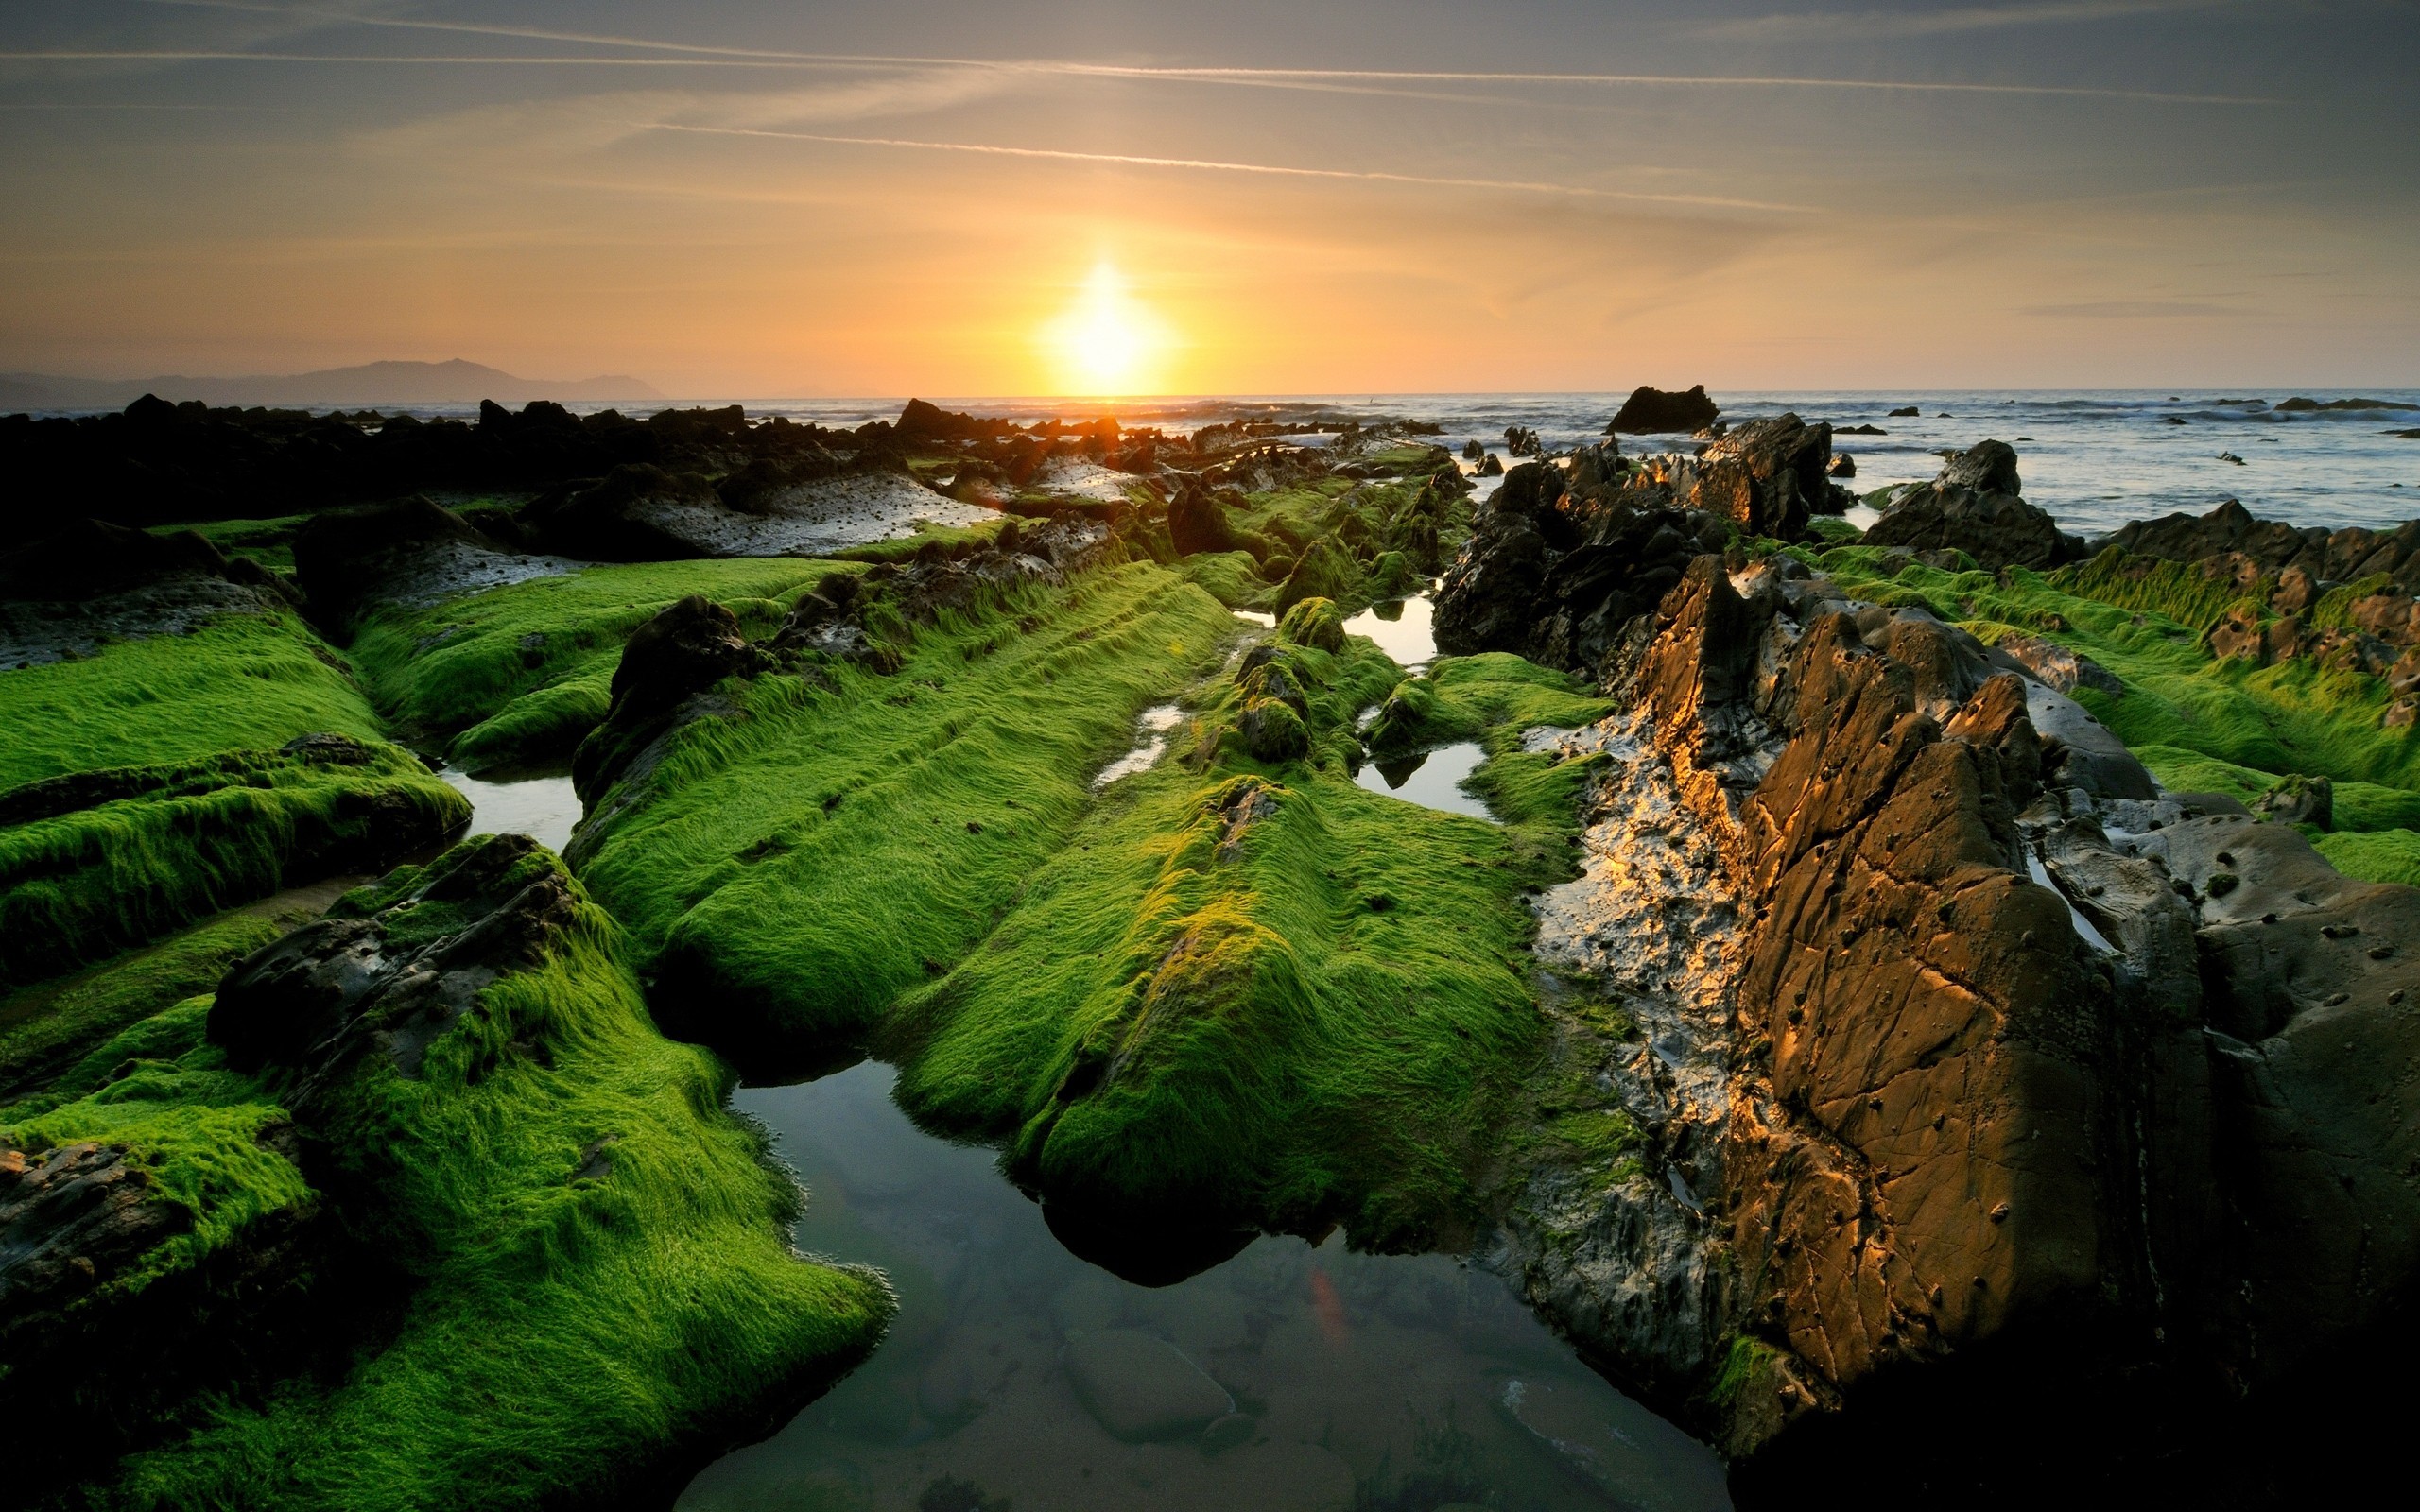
[1433,465,1730,677]
[1989,630,2124,697]
[572,596,772,803]
[1167,480,1246,557]
[1611,385,1720,435]
[295,494,572,627]
[2102,498,2420,596]
[1684,414,1830,541]
[1236,697,1309,763]
[210,833,579,1088]
[0,1142,192,1326]
[1862,442,2082,570]
[2256,772,2332,828]
[1826,454,1856,479]
[0,518,238,603]
[1485,530,2420,1498]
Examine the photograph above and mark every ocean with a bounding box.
[227,389,2420,541]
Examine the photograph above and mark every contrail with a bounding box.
[643,124,1815,212]
[112,0,2276,104]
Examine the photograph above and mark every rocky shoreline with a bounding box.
[3,387,2416,1508]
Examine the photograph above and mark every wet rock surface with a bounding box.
[294,494,579,627]
[209,833,579,1093]
[1457,520,2420,1496]
[0,517,296,664]
[1862,441,2084,569]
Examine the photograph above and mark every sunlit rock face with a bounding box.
[1452,517,2420,1491]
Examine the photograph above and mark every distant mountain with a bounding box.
[0,358,663,411]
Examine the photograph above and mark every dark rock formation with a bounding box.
[1434,462,1733,677]
[292,494,519,625]
[2255,771,2332,828]
[1611,385,1720,435]
[1167,480,1248,558]
[212,833,577,1090]
[524,463,727,561]
[0,518,252,603]
[1862,441,2083,570]
[1684,414,1831,541]
[2102,498,2420,596]
[572,596,773,804]
[1485,530,2420,1502]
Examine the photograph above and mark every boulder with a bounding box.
[2256,772,2333,828]
[524,463,727,561]
[1061,1329,1233,1442]
[1685,413,1830,541]
[1862,442,2081,570]
[1167,480,1246,558]
[573,596,771,802]
[0,518,236,603]
[1610,385,1720,435]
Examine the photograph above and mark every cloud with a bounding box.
[2020,299,2238,317]
[641,124,1819,213]
[1703,0,2249,41]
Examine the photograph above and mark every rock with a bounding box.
[1201,1411,1255,1452]
[1167,479,1246,557]
[1827,454,1856,479]
[1478,452,1503,476]
[1061,1329,1233,1441]
[1274,538,1360,616]
[573,595,774,802]
[1989,629,2124,697]
[524,463,729,561]
[1237,696,1309,764]
[0,518,238,603]
[2100,498,2420,597]
[1889,405,1921,417]
[1277,595,1346,652]
[1610,385,1720,435]
[209,833,580,1087]
[1684,413,1830,541]
[1862,441,2081,570]
[293,494,568,627]
[0,1141,192,1325]
[2276,396,2419,413]
[2256,772,2332,828]
[1496,1374,1731,1510]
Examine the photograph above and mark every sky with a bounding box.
[2,0,2415,396]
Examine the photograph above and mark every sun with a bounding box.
[1041,263,1169,396]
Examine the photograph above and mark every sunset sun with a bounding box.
[1041,262,1169,395]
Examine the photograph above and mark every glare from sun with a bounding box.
[1042,263,1168,396]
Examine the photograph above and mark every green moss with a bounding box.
[151,515,309,574]
[0,607,384,788]
[349,558,854,771]
[1800,546,2420,844]
[1275,538,1363,615]
[0,910,285,1100]
[34,843,893,1512]
[574,563,1244,1057]
[826,515,1008,564]
[881,609,1610,1246]
[2314,828,2420,886]
[1178,550,1269,609]
[0,744,467,988]
[1711,1336,1783,1408]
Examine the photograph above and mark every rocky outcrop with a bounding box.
[1434,462,1736,677]
[1681,414,1832,541]
[211,833,580,1090]
[2103,497,2420,596]
[1612,385,1721,435]
[294,494,576,627]
[1486,534,2420,1499]
[1862,442,2083,570]
[0,517,295,665]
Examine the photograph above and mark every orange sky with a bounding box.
[4,1,2416,394]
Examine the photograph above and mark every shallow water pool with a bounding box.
[679,1062,1731,1512]
[1354,741,1495,821]
[1343,593,1440,671]
[436,763,582,853]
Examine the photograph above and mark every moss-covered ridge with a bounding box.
[0,735,467,989]
[347,556,856,773]
[570,559,1243,1061]
[3,835,892,1512]
[1792,541,2420,884]
[885,601,1612,1249]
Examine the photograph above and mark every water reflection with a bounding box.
[680,1063,1729,1512]
[436,763,582,853]
[1354,742,1495,822]
[1093,704,1184,790]
[1343,594,1440,671]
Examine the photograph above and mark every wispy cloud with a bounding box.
[1703,0,2249,41]
[643,124,1816,212]
[2021,300,2238,317]
[73,0,2273,105]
